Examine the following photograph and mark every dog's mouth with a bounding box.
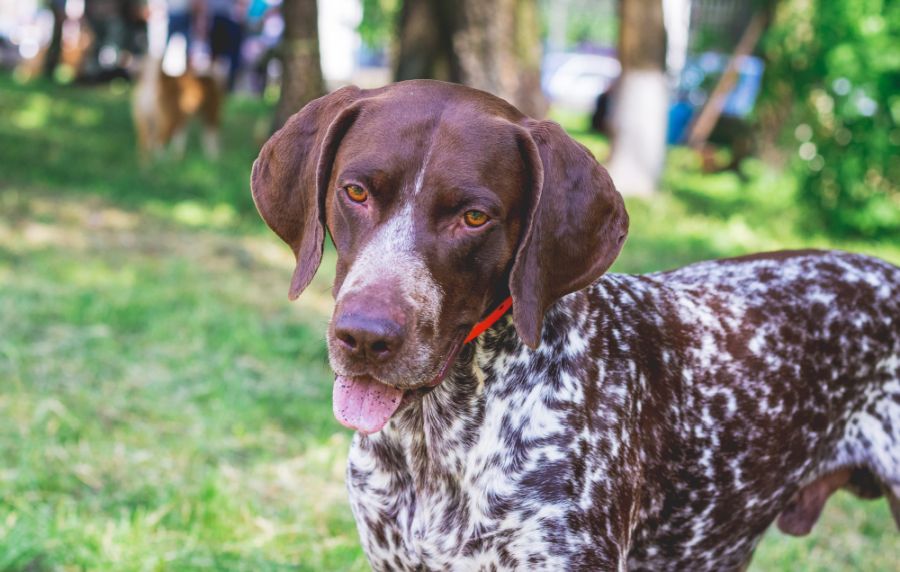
[332,335,466,435]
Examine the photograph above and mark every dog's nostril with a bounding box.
[337,331,358,350]
[370,340,390,355]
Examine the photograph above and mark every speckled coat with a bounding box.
[346,250,900,571]
[249,81,900,571]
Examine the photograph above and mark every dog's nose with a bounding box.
[334,313,405,362]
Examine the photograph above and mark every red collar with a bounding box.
[464,297,513,344]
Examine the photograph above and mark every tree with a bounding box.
[394,0,462,83]
[272,0,326,131]
[455,0,545,118]
[393,0,461,82]
[43,0,65,78]
[606,0,667,195]
[758,0,899,238]
[393,0,546,118]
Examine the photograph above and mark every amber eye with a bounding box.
[344,184,368,203]
[463,210,489,227]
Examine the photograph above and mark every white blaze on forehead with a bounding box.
[337,202,443,325]
[413,136,436,195]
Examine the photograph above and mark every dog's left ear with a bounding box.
[510,120,628,348]
[251,86,363,299]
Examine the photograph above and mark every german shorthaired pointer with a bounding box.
[252,80,900,570]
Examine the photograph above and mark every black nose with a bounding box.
[334,313,405,362]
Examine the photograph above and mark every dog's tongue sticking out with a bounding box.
[333,375,404,434]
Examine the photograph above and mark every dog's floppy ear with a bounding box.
[251,86,363,299]
[510,120,628,348]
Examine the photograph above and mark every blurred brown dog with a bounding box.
[131,54,223,161]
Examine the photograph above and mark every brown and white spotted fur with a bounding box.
[251,80,900,570]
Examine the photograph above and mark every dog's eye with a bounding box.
[463,210,489,227]
[344,184,368,203]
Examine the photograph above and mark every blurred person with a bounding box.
[246,0,269,22]
[119,0,147,65]
[166,0,195,46]
[196,0,247,91]
[161,0,204,75]
[241,0,282,94]
[83,0,127,80]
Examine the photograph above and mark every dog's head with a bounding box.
[252,80,627,434]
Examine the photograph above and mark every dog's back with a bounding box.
[623,250,900,569]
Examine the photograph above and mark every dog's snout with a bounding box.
[334,313,406,362]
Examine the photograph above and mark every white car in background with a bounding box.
[543,52,621,113]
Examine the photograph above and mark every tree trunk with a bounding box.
[607,0,668,195]
[618,0,666,70]
[272,0,326,131]
[44,1,65,78]
[393,0,546,118]
[393,0,461,82]
[455,0,546,118]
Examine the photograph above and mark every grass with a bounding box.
[0,74,897,571]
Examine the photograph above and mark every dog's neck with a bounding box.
[370,313,523,487]
[369,304,555,491]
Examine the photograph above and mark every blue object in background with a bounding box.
[667,100,694,144]
[723,56,764,118]
[666,53,766,143]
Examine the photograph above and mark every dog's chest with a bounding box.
[347,445,570,571]
[345,334,598,570]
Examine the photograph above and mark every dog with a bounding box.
[250,80,900,570]
[131,42,222,162]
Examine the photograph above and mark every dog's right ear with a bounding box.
[251,86,363,299]
[509,120,628,349]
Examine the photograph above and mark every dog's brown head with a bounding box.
[252,80,627,434]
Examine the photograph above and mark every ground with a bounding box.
[0,75,897,571]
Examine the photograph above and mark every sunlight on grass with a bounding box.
[11,93,53,130]
[170,201,240,228]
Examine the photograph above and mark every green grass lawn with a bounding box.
[0,75,897,571]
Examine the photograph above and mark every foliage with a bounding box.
[358,0,401,50]
[538,0,618,49]
[759,0,900,239]
[360,0,619,53]
[0,76,898,570]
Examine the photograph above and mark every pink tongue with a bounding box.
[333,375,404,435]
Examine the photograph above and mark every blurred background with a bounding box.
[0,0,897,570]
